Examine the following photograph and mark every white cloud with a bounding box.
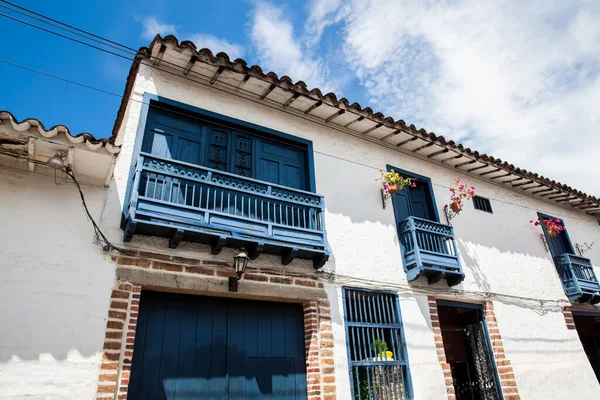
[250,3,338,93]
[137,16,177,40]
[136,16,244,59]
[333,0,600,195]
[189,34,244,60]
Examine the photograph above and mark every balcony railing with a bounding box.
[124,153,329,267]
[398,217,464,286]
[556,254,600,304]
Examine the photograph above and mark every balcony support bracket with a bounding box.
[282,247,298,265]
[169,228,185,249]
[248,242,264,260]
[211,235,227,255]
[123,219,137,242]
[313,253,330,269]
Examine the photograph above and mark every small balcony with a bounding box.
[124,153,329,268]
[398,217,464,286]
[556,254,600,304]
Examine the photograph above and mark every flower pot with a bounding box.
[547,226,559,238]
[387,183,399,195]
[450,202,461,213]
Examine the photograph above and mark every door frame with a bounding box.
[386,164,440,223]
[435,300,505,400]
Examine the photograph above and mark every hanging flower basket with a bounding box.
[446,178,475,217]
[450,201,461,213]
[377,170,415,196]
[530,216,564,238]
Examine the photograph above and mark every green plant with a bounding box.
[370,339,388,354]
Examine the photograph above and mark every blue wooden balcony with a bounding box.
[556,254,600,304]
[124,153,329,268]
[398,217,464,286]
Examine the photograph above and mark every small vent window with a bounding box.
[473,196,493,213]
[343,287,412,399]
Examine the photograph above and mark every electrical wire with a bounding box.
[0,0,594,215]
[0,2,594,305]
[63,167,134,255]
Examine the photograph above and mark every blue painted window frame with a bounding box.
[386,164,440,222]
[435,300,504,400]
[122,93,318,225]
[342,286,414,399]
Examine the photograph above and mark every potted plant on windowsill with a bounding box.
[370,339,394,361]
[530,216,564,238]
[378,170,415,196]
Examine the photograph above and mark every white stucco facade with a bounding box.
[0,168,115,399]
[100,60,600,399]
[1,49,600,399]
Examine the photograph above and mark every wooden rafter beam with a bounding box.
[344,116,364,128]
[325,109,345,123]
[412,142,435,153]
[539,190,560,198]
[210,66,225,85]
[235,74,251,91]
[455,159,477,168]
[153,44,167,66]
[427,148,449,159]
[183,56,197,75]
[259,83,277,100]
[380,129,402,142]
[27,137,35,172]
[479,168,502,177]
[304,101,322,115]
[548,193,571,201]
[512,180,533,188]
[440,154,463,163]
[531,188,555,195]
[396,136,419,147]
[467,164,490,173]
[282,93,300,109]
[362,123,383,135]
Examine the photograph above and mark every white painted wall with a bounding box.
[0,167,115,399]
[102,61,600,399]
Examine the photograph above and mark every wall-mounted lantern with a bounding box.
[229,248,250,292]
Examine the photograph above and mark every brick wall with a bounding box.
[563,306,576,330]
[95,252,335,399]
[95,282,141,400]
[427,297,521,400]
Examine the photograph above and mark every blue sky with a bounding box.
[1,0,599,196]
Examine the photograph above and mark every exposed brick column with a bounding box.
[95,282,141,400]
[428,297,521,400]
[483,300,521,400]
[304,299,336,400]
[427,296,456,400]
[563,306,576,330]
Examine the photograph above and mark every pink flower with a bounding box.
[411,182,417,187]
[383,184,388,190]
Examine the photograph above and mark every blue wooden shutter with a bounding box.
[233,134,253,177]
[207,127,229,171]
[392,187,412,225]
[256,139,307,190]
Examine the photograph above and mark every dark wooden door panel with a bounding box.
[128,291,308,400]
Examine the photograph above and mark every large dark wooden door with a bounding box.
[141,106,309,191]
[128,291,308,400]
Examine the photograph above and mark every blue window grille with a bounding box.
[343,287,413,400]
